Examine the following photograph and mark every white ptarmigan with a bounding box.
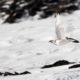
[49,14,79,45]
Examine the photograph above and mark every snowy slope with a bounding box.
[0,10,80,80]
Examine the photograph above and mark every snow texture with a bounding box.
[0,10,80,80]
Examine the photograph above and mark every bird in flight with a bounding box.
[49,14,79,45]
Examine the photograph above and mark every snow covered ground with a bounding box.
[0,10,80,80]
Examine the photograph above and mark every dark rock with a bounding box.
[0,7,10,14]
[20,71,31,75]
[4,7,25,23]
[0,70,31,76]
[28,9,36,16]
[0,0,80,23]
[14,72,19,75]
[3,72,14,76]
[40,13,48,18]
[41,60,70,69]
[9,2,19,12]
[42,4,59,16]
[14,71,31,75]
[0,1,6,6]
[0,72,3,75]
[69,64,80,69]
[44,0,60,3]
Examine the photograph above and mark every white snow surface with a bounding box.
[0,10,80,80]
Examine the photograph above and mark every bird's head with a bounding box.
[49,40,57,45]
[49,40,60,45]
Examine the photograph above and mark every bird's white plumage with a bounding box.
[55,14,66,39]
[49,14,79,45]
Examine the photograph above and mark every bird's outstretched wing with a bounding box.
[55,14,66,39]
[55,14,69,39]
[66,37,79,43]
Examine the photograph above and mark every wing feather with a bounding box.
[55,14,66,39]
